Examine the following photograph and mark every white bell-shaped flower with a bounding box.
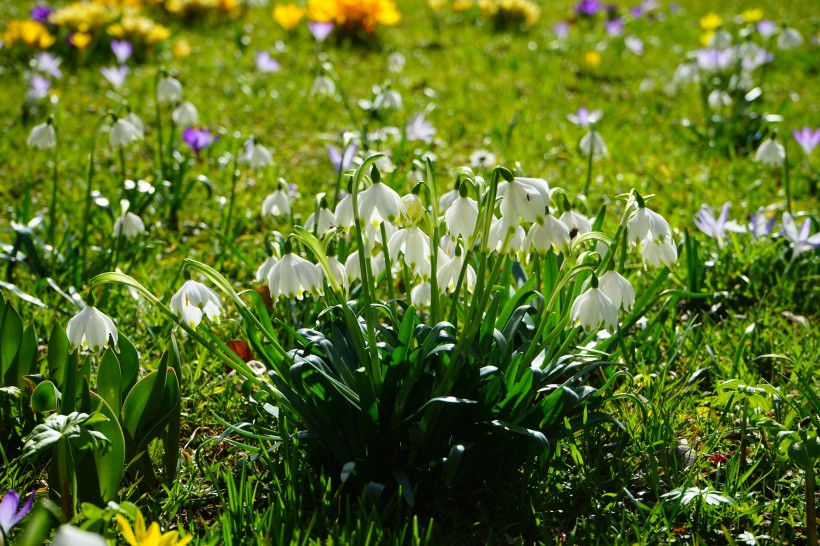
[172,101,199,127]
[157,76,183,103]
[707,90,732,110]
[123,113,145,137]
[488,215,525,255]
[497,177,551,224]
[335,193,355,229]
[437,253,476,294]
[112,199,145,240]
[525,212,571,254]
[109,118,143,149]
[388,226,432,278]
[559,210,592,239]
[262,186,291,218]
[401,193,425,225]
[255,255,279,283]
[373,89,402,111]
[776,27,803,50]
[580,131,608,159]
[170,280,223,328]
[305,207,337,236]
[243,142,273,170]
[753,138,785,167]
[439,188,459,213]
[640,234,678,268]
[627,206,671,245]
[27,122,56,150]
[598,270,635,312]
[267,253,323,300]
[52,525,108,546]
[66,306,118,351]
[310,75,336,97]
[345,250,386,283]
[570,284,619,332]
[445,196,479,240]
[410,281,432,307]
[327,255,348,292]
[358,180,404,228]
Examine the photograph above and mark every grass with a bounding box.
[0,0,819,544]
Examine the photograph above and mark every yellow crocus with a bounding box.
[146,24,171,43]
[583,50,601,68]
[273,3,305,30]
[741,8,763,23]
[699,12,721,30]
[699,31,714,46]
[70,31,93,50]
[453,0,474,10]
[117,511,192,546]
[172,38,192,58]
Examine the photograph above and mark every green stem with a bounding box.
[583,128,595,197]
[782,147,792,215]
[807,461,817,546]
[48,142,59,245]
[77,115,107,285]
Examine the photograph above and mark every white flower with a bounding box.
[708,90,732,110]
[753,138,785,166]
[559,210,592,239]
[488,215,525,255]
[358,181,404,227]
[52,525,108,546]
[673,63,699,85]
[310,75,336,97]
[327,255,348,291]
[109,118,142,149]
[373,89,402,111]
[157,76,183,103]
[388,52,406,73]
[172,101,199,127]
[401,193,425,225]
[437,254,476,294]
[255,255,279,283]
[335,193,354,229]
[598,270,635,312]
[781,212,820,254]
[113,199,145,239]
[262,186,291,217]
[27,122,56,150]
[170,280,222,328]
[525,214,571,254]
[305,207,337,236]
[267,253,323,300]
[570,285,619,332]
[388,226,432,278]
[345,250,386,282]
[580,131,608,159]
[627,206,671,245]
[640,234,678,268]
[445,196,479,240]
[410,281,432,307]
[497,177,551,224]
[243,141,273,170]
[469,150,496,169]
[123,113,145,137]
[439,187,459,212]
[66,306,118,351]
[776,27,803,50]
[709,29,733,50]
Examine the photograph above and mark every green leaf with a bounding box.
[47,322,70,390]
[60,351,79,414]
[87,393,126,502]
[15,324,38,389]
[31,380,59,412]
[1,299,23,381]
[117,334,140,398]
[97,350,122,414]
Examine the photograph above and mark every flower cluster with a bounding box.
[307,0,401,35]
[478,0,541,28]
[148,0,242,19]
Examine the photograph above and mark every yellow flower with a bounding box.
[699,12,721,30]
[583,50,601,68]
[3,20,56,49]
[147,24,171,43]
[307,0,400,33]
[741,8,763,23]
[427,0,446,11]
[273,3,305,30]
[172,38,191,58]
[453,0,473,10]
[699,31,714,46]
[117,511,192,546]
[107,23,125,37]
[70,31,93,50]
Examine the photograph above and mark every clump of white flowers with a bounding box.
[66,305,119,352]
[170,279,223,328]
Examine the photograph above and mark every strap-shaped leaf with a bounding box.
[1,299,23,381]
[117,334,140,398]
[97,349,122,413]
[47,322,69,390]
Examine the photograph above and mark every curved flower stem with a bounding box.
[77,115,108,285]
[47,134,59,246]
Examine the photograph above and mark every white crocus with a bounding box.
[776,27,803,50]
[598,270,635,312]
[358,181,405,228]
[157,76,183,103]
[27,122,56,150]
[109,118,142,149]
[580,131,608,159]
[640,234,678,268]
[488,215,525,255]
[410,281,432,307]
[262,186,291,218]
[445,196,479,240]
[255,255,279,283]
[66,306,118,352]
[170,280,223,328]
[497,177,551,223]
[388,226,432,278]
[571,285,619,332]
[559,210,592,239]
[437,254,476,294]
[627,206,671,245]
[113,199,145,239]
[172,101,199,127]
[525,213,571,254]
[244,142,273,170]
[52,525,108,546]
[753,138,785,166]
[306,207,337,236]
[267,253,324,300]
[345,250,386,283]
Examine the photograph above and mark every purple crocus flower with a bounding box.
[756,20,777,39]
[288,183,298,197]
[605,17,624,36]
[34,52,62,79]
[406,113,436,143]
[748,208,776,239]
[553,22,570,39]
[696,48,736,72]
[694,203,745,249]
[780,213,820,254]
[567,106,602,128]
[0,490,35,535]
[254,51,281,74]
[30,5,53,24]
[110,39,133,64]
[308,21,334,42]
[328,142,357,173]
[101,65,129,89]
[630,6,643,17]
[183,127,214,155]
[27,74,51,101]
[575,0,603,17]
[792,127,820,156]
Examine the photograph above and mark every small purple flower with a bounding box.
[110,39,133,64]
[101,65,129,89]
[30,5,53,24]
[183,127,214,155]
[696,48,736,72]
[630,6,643,17]
[288,183,298,197]
[780,213,820,254]
[625,35,644,56]
[254,51,281,74]
[34,52,62,79]
[406,113,436,143]
[792,127,820,156]
[756,20,777,39]
[605,17,624,37]
[27,73,51,101]
[694,203,745,249]
[328,142,357,173]
[308,21,334,42]
[0,490,35,535]
[748,208,776,239]
[575,0,603,17]
[553,22,570,39]
[567,106,602,128]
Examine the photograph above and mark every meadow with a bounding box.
[0,0,818,544]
